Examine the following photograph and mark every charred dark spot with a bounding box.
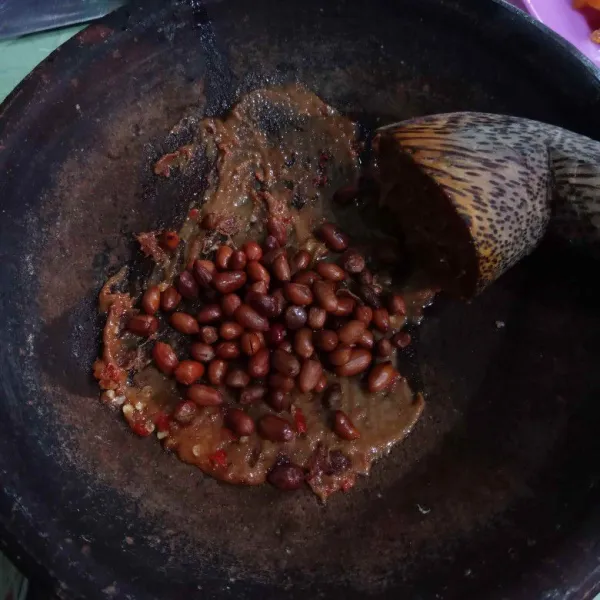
[284,152,296,168]
[291,192,307,210]
[326,450,351,475]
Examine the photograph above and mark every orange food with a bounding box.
[574,0,600,9]
[574,0,600,44]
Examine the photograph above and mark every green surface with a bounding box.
[0,26,82,103]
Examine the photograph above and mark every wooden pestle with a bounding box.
[374,113,600,297]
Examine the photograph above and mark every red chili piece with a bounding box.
[208,449,228,468]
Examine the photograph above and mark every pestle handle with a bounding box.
[376,113,600,296]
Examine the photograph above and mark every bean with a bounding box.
[249,281,269,295]
[246,291,278,319]
[358,269,374,286]
[213,271,247,294]
[338,320,367,345]
[272,288,286,316]
[127,314,159,336]
[376,338,393,358]
[372,308,390,333]
[335,349,372,376]
[391,331,412,348]
[341,250,365,274]
[187,384,223,406]
[173,400,197,424]
[258,414,294,442]
[170,312,200,334]
[267,216,287,246]
[298,359,323,393]
[240,385,267,405]
[207,359,228,385]
[360,284,382,308]
[221,293,242,317]
[263,248,286,269]
[247,260,271,284]
[268,463,304,491]
[220,321,244,340]
[284,283,313,306]
[368,362,398,393]
[357,329,374,349]
[322,383,342,409]
[333,410,360,440]
[279,340,293,353]
[313,281,338,312]
[314,374,328,393]
[263,235,280,253]
[268,373,295,392]
[264,249,287,270]
[141,286,161,315]
[152,342,179,374]
[318,222,349,252]
[314,330,338,352]
[267,390,291,412]
[354,305,373,325]
[193,259,215,288]
[243,241,263,261]
[241,331,264,356]
[329,345,352,366]
[272,253,291,282]
[266,323,287,346]
[272,348,301,377]
[174,360,205,385]
[216,245,234,270]
[199,259,218,275]
[333,295,355,317]
[226,369,251,388]
[294,328,314,359]
[201,212,218,230]
[159,230,180,251]
[160,286,182,312]
[248,347,270,378]
[293,269,320,286]
[316,262,346,282]
[291,249,311,272]
[388,294,406,316]
[230,250,247,270]
[193,260,216,289]
[333,184,358,205]
[226,408,255,436]
[283,305,306,330]
[190,342,215,363]
[199,326,218,345]
[197,304,222,324]
[234,304,270,331]
[308,306,327,329]
[215,341,240,360]
[176,271,199,299]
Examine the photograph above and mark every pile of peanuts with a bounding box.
[125,218,411,448]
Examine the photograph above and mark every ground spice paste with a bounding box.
[93,85,433,500]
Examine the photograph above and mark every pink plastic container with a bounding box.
[520,0,600,68]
